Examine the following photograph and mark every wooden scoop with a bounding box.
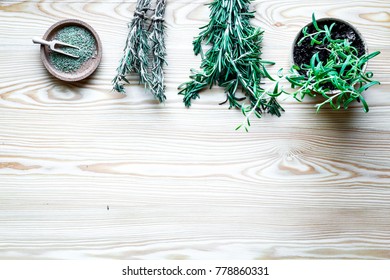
[32,37,80,58]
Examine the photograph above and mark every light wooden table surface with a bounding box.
[1,0,389,260]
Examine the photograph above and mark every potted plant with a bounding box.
[287,14,380,112]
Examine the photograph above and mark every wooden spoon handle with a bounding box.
[32,37,50,47]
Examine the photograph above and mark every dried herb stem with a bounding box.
[148,0,167,103]
[112,0,152,93]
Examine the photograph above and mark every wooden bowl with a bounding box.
[40,19,102,82]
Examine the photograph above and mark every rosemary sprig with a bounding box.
[178,0,284,131]
[288,14,381,112]
[149,0,167,103]
[112,0,152,93]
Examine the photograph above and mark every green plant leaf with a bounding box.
[286,76,305,87]
[358,81,380,93]
[273,82,279,95]
[360,95,369,112]
[277,68,284,78]
[292,65,300,71]
[344,97,356,109]
[358,51,381,67]
[260,60,276,65]
[312,13,320,31]
[339,55,351,77]
[310,52,319,71]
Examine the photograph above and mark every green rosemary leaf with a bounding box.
[312,13,320,31]
[286,76,305,87]
[260,60,276,65]
[360,72,373,83]
[292,65,300,71]
[358,51,381,67]
[260,64,276,81]
[298,27,309,46]
[310,34,321,45]
[265,82,280,97]
[359,95,369,112]
[340,55,351,76]
[366,72,374,78]
[310,52,320,71]
[344,96,356,109]
[277,68,284,78]
[358,81,380,93]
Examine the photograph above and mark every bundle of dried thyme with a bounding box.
[112,0,167,103]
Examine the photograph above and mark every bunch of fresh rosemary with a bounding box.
[287,14,381,112]
[178,0,284,131]
[113,0,167,103]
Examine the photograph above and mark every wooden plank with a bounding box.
[0,0,389,259]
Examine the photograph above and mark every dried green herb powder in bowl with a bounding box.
[49,26,97,73]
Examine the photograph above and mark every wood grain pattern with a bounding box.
[0,0,390,259]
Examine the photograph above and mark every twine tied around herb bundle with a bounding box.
[150,15,165,22]
[133,10,147,19]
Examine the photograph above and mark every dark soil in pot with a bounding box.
[293,18,367,77]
